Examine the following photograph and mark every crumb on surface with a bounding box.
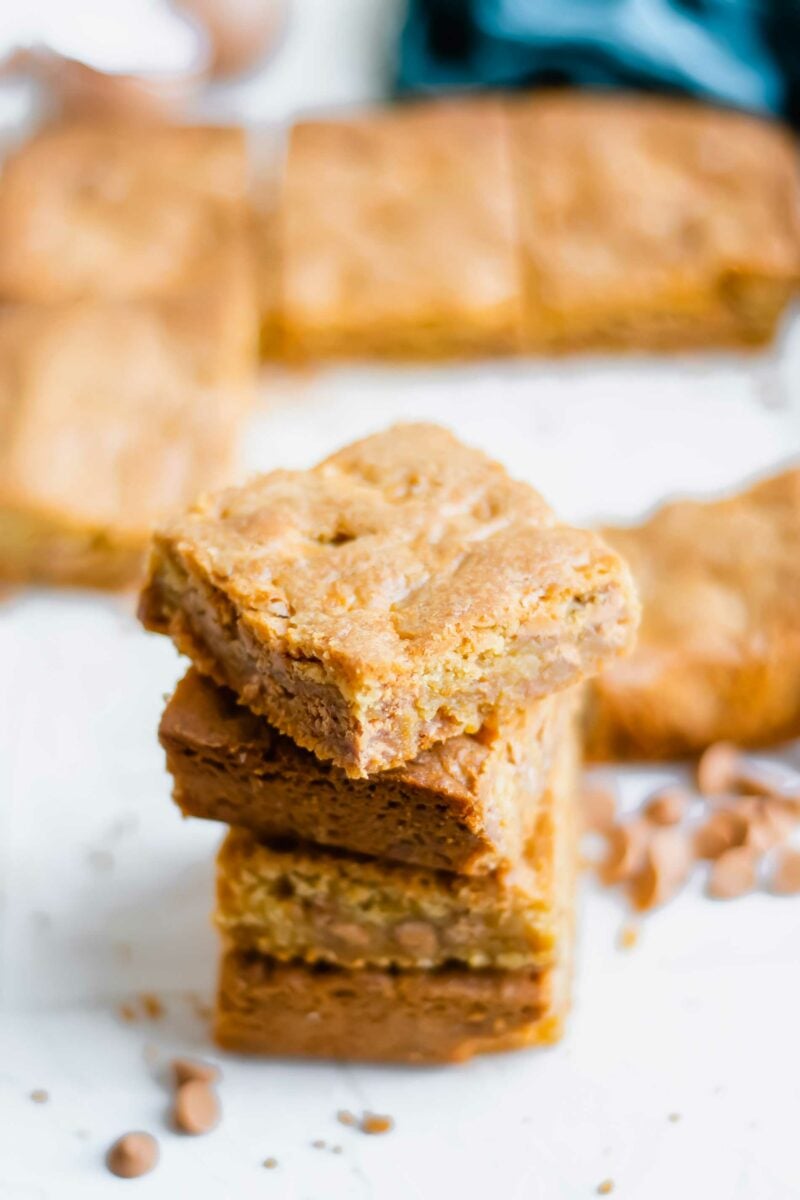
[337,1109,357,1126]
[263,1157,278,1169]
[668,1112,682,1123]
[30,1089,49,1104]
[597,1181,615,1196]
[617,924,639,950]
[140,993,165,1020]
[360,1112,394,1135]
[312,1139,326,1149]
[119,1002,137,1022]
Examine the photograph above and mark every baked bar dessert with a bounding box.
[0,121,249,303]
[140,423,639,776]
[587,467,800,759]
[160,669,572,874]
[510,94,800,352]
[214,710,576,969]
[279,99,524,359]
[0,297,255,588]
[214,948,568,1064]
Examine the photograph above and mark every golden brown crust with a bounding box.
[587,467,800,759]
[279,99,524,359]
[510,93,800,352]
[214,706,578,969]
[140,423,639,776]
[0,122,249,304]
[214,949,567,1064]
[0,297,255,588]
[161,670,572,873]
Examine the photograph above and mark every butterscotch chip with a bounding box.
[597,1181,614,1196]
[694,809,747,860]
[30,1089,49,1104]
[707,846,758,899]
[337,1110,357,1127]
[106,1132,159,1179]
[582,784,617,833]
[263,1157,278,1169]
[172,1058,221,1087]
[697,743,740,796]
[140,423,639,778]
[643,786,691,826]
[770,847,800,895]
[617,924,639,951]
[630,828,691,911]
[140,993,164,1020]
[601,820,650,885]
[173,1080,221,1135]
[360,1113,394,1135]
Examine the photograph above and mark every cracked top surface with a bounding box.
[148,423,637,687]
[282,99,522,333]
[0,122,248,302]
[511,94,800,314]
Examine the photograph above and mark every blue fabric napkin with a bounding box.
[397,0,800,126]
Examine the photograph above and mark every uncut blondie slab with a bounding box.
[510,94,800,352]
[140,423,639,776]
[279,99,523,359]
[0,122,249,303]
[587,468,800,760]
[0,297,255,588]
[215,949,569,1064]
[214,711,577,970]
[161,669,572,874]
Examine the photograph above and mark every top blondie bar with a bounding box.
[140,424,639,776]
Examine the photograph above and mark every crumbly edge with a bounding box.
[142,538,634,776]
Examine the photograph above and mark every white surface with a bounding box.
[2,347,800,1200]
[2,3,800,1195]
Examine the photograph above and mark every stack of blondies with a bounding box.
[139,424,639,1063]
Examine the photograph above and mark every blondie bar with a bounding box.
[214,949,568,1064]
[161,669,572,874]
[214,711,576,969]
[279,99,523,359]
[140,424,638,776]
[0,297,255,588]
[510,94,800,352]
[0,122,249,303]
[587,468,800,759]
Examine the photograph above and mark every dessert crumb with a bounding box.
[312,1139,327,1149]
[143,1043,160,1066]
[617,924,639,951]
[263,1157,278,1169]
[337,1109,357,1126]
[106,1132,159,1179]
[140,993,164,1020]
[668,1112,682,1123]
[30,1089,49,1104]
[597,1181,615,1196]
[332,1144,343,1154]
[360,1112,394,1135]
[118,1002,137,1023]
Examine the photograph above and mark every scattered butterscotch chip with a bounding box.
[360,1113,394,1135]
[582,784,617,833]
[30,1089,49,1104]
[631,828,691,912]
[140,993,164,1020]
[697,742,740,796]
[597,1181,615,1196]
[694,809,747,860]
[601,819,650,884]
[707,846,759,899]
[337,1109,357,1127]
[106,1132,159,1179]
[172,1058,221,1087]
[263,1157,278,1169]
[617,924,639,951]
[173,1080,221,1135]
[770,847,800,895]
[643,786,691,827]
